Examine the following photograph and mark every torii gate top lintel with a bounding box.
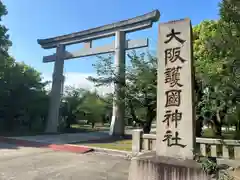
[37,10,160,49]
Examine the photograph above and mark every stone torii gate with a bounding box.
[37,10,160,136]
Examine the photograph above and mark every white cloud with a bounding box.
[43,72,113,96]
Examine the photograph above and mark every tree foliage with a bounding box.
[193,0,240,137]
[0,1,49,133]
[59,86,112,130]
[88,51,157,133]
[0,57,49,132]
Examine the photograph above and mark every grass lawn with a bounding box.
[202,128,239,139]
[71,123,132,151]
[82,139,132,151]
[72,123,133,151]
[70,124,110,132]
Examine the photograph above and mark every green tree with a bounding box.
[88,51,157,133]
[0,1,50,133]
[193,0,240,138]
[125,52,157,133]
[60,86,86,129]
[60,87,111,130]
[218,0,240,135]
[77,90,110,128]
[0,60,49,131]
[0,1,12,56]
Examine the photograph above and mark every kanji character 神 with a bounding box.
[163,109,182,128]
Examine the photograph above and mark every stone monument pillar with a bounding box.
[156,18,196,159]
[128,19,210,180]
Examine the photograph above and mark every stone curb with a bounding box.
[0,136,136,158]
[67,144,133,159]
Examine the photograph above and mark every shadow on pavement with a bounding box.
[72,134,132,145]
[0,136,53,150]
[0,141,19,149]
[0,127,134,150]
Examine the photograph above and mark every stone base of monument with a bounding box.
[128,152,211,180]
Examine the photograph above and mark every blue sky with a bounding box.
[2,0,220,92]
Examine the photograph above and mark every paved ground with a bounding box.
[2,127,156,146]
[0,142,130,180]
[229,167,240,180]
[7,132,111,144]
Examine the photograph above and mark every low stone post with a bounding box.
[132,129,143,155]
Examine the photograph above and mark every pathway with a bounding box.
[0,142,130,180]
[5,131,111,144]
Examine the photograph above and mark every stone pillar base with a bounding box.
[109,115,124,136]
[128,152,210,180]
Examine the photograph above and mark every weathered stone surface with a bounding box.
[132,129,143,154]
[45,44,65,133]
[109,31,126,136]
[42,39,148,63]
[128,152,210,180]
[37,10,160,49]
[156,18,195,159]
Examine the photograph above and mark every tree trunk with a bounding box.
[237,105,240,131]
[236,120,240,131]
[128,100,138,123]
[5,113,15,131]
[212,112,222,137]
[143,120,151,134]
[65,117,71,129]
[196,117,203,137]
[215,124,222,137]
[143,106,156,134]
[28,116,33,131]
[234,120,240,139]
[128,100,156,133]
[91,122,95,129]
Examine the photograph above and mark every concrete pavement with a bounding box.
[0,142,130,180]
[5,132,111,144]
[1,127,156,145]
[0,132,114,154]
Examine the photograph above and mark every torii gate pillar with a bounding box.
[45,44,65,133]
[109,31,126,136]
